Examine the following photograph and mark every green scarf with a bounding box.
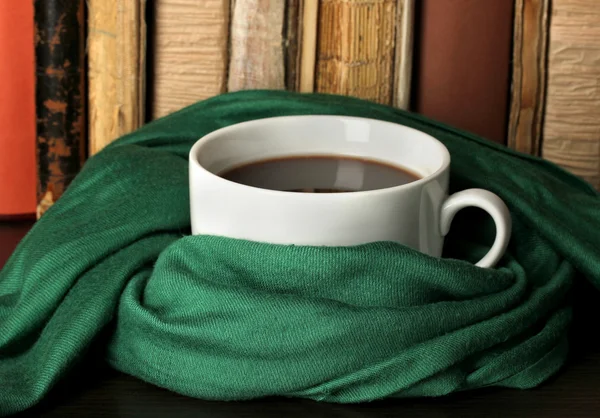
[1,90,599,416]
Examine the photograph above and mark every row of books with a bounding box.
[1,0,598,219]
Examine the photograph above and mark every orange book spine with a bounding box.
[0,2,36,217]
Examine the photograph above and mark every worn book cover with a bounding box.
[151,0,230,118]
[228,0,285,91]
[508,0,549,156]
[34,0,87,218]
[542,0,600,190]
[88,0,147,155]
[315,0,397,105]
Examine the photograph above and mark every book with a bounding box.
[34,0,87,218]
[151,0,230,119]
[284,0,303,91]
[0,1,37,217]
[393,0,415,109]
[315,0,398,104]
[227,0,286,91]
[412,0,514,144]
[87,0,147,155]
[507,0,549,156]
[542,0,600,190]
[299,0,319,93]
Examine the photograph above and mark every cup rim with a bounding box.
[189,115,451,198]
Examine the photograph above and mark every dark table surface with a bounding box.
[2,220,599,417]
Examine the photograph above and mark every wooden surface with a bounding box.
[507,0,549,156]
[393,0,415,110]
[316,0,397,104]
[412,0,514,144]
[542,0,600,190]
[88,0,146,154]
[151,0,229,118]
[228,0,286,91]
[2,220,600,417]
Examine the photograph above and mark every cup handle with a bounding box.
[440,189,512,268]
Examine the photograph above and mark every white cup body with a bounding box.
[189,115,452,257]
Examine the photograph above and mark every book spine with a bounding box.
[315,0,397,105]
[227,0,286,91]
[508,0,549,156]
[298,0,318,93]
[152,0,230,119]
[393,0,415,110]
[0,1,37,217]
[412,0,514,144]
[284,0,303,91]
[34,0,87,218]
[88,0,147,155]
[542,0,600,190]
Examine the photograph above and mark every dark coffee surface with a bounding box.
[219,156,420,192]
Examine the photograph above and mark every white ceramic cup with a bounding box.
[189,115,511,268]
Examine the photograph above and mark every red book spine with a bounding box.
[0,2,37,217]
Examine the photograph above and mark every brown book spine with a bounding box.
[508,0,549,155]
[315,0,397,104]
[412,0,514,144]
[227,0,286,91]
[285,0,302,91]
[34,0,87,218]
[88,0,147,155]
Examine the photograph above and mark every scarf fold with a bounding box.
[1,90,598,416]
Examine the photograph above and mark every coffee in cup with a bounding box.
[188,115,511,268]
[219,155,421,193]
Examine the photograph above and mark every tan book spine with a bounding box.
[88,0,146,155]
[152,0,230,119]
[393,0,415,110]
[227,0,285,91]
[299,0,319,93]
[315,0,397,104]
[507,0,549,156]
[542,0,600,189]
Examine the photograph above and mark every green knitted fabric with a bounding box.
[1,91,599,416]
